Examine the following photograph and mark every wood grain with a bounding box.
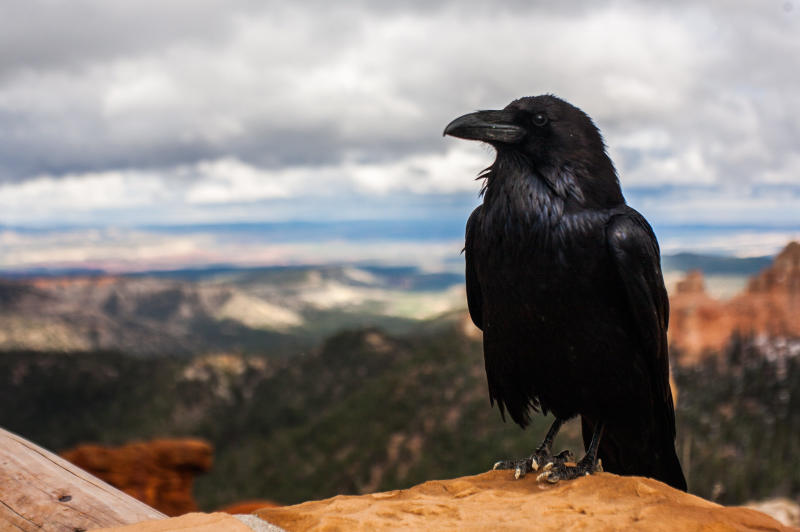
[0,427,165,531]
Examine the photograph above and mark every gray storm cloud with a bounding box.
[0,0,797,227]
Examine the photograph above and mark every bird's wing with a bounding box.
[465,206,483,331]
[606,208,675,438]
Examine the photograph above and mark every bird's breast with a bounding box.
[473,189,616,321]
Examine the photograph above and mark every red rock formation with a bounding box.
[668,270,736,365]
[732,241,800,338]
[748,241,800,294]
[61,439,212,516]
[253,471,788,531]
[668,242,800,365]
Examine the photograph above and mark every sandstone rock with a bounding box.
[255,470,789,531]
[93,512,257,532]
[747,241,800,295]
[668,242,800,364]
[61,438,212,516]
[675,270,707,294]
[668,269,735,364]
[732,241,800,338]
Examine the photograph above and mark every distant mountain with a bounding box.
[0,248,786,355]
[0,250,774,281]
[1,263,466,290]
[0,265,466,355]
[661,253,772,275]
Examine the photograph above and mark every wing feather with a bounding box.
[606,209,675,438]
[465,206,483,331]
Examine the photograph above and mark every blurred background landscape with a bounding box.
[0,0,798,520]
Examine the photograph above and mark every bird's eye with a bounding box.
[532,113,548,127]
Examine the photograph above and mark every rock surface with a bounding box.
[668,270,732,362]
[61,438,212,516]
[669,241,800,364]
[94,512,259,532]
[254,470,790,531]
[220,500,282,514]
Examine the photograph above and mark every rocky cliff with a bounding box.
[669,241,800,364]
[61,439,212,516]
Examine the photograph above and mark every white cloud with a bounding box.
[0,145,490,223]
[2,2,796,178]
[0,227,217,271]
[0,226,465,272]
[185,158,294,204]
[630,185,800,226]
[0,0,797,253]
[616,145,719,186]
[346,144,489,195]
[660,231,800,259]
[0,170,169,214]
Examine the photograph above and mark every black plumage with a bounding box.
[445,95,686,490]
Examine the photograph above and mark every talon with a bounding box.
[514,466,524,479]
[543,462,553,471]
[556,450,573,461]
[493,461,502,470]
[538,470,561,484]
[531,458,539,471]
[596,459,603,472]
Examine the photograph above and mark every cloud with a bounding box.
[0,1,245,76]
[629,185,800,226]
[658,229,800,258]
[0,147,495,227]
[0,0,797,238]
[0,225,465,273]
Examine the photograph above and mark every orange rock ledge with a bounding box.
[255,471,791,532]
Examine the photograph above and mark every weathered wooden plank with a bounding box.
[0,427,166,532]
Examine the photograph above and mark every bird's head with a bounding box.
[444,95,623,207]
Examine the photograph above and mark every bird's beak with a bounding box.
[443,110,525,144]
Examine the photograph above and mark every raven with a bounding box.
[444,95,687,491]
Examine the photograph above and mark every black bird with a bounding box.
[444,95,687,490]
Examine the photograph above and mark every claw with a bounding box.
[556,450,573,461]
[536,471,550,482]
[493,461,502,470]
[543,462,553,471]
[596,459,603,472]
[531,458,539,471]
[514,466,524,479]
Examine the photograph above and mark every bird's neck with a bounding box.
[482,151,624,215]
[481,155,567,229]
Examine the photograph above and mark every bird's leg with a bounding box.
[537,422,605,484]
[530,417,573,471]
[493,418,573,479]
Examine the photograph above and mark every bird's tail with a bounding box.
[581,416,687,491]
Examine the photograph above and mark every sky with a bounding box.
[0,1,798,271]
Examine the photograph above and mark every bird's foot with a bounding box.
[492,449,573,480]
[535,456,603,484]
